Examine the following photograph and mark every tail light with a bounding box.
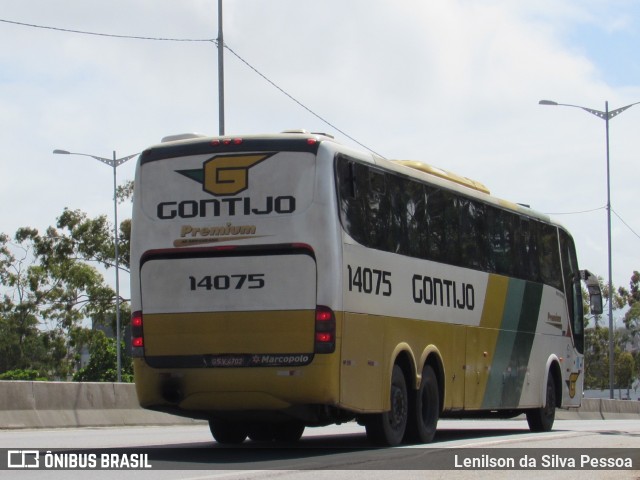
[314,306,336,354]
[211,138,243,146]
[131,311,144,357]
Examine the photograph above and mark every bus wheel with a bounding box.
[209,420,248,444]
[405,364,439,444]
[274,421,305,443]
[365,364,408,446]
[526,372,556,432]
[248,423,276,442]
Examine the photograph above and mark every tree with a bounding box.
[619,271,640,340]
[583,270,640,393]
[618,271,640,393]
[584,326,610,390]
[0,209,132,380]
[73,330,133,382]
[615,351,636,398]
[0,232,68,378]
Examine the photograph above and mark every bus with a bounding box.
[130,131,603,446]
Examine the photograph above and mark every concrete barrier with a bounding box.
[567,397,640,420]
[0,381,637,429]
[0,381,202,429]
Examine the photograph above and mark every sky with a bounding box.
[1,0,639,311]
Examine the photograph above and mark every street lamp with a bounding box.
[52,149,139,383]
[539,99,640,399]
[217,0,225,135]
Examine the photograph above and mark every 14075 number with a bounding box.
[347,265,392,296]
[189,274,265,291]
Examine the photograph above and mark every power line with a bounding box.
[0,17,385,157]
[545,204,640,242]
[612,208,640,241]
[0,18,215,42]
[223,44,386,157]
[544,206,606,215]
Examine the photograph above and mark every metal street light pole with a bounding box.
[53,149,139,382]
[539,99,640,399]
[217,0,225,135]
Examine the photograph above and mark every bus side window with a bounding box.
[539,225,563,291]
[425,187,454,264]
[366,168,388,251]
[336,156,366,244]
[405,182,427,259]
[517,218,541,282]
[387,173,411,255]
[458,198,488,270]
[560,230,584,353]
[487,208,513,276]
[369,169,385,196]
[345,161,356,198]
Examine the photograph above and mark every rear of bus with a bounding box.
[130,133,344,436]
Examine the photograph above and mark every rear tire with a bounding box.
[209,420,248,444]
[365,364,408,446]
[526,372,556,432]
[274,421,305,442]
[404,364,439,444]
[248,423,276,442]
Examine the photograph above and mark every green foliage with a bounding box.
[0,369,46,381]
[73,330,133,383]
[619,271,640,334]
[0,207,132,380]
[583,272,640,391]
[584,326,610,390]
[116,180,134,205]
[616,351,636,391]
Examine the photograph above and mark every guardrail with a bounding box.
[0,381,637,429]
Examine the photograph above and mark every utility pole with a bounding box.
[217,0,225,135]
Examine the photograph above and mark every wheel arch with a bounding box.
[388,344,445,415]
[545,355,563,408]
[392,343,417,392]
[419,346,445,414]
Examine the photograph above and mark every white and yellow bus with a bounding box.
[130,131,602,446]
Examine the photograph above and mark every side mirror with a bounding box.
[588,291,603,316]
[580,269,604,315]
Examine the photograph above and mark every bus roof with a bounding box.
[139,131,335,165]
[141,131,555,226]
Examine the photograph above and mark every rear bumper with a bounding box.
[133,352,341,415]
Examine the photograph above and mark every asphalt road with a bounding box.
[1,418,638,480]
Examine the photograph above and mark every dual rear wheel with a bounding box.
[365,364,440,446]
[209,420,305,445]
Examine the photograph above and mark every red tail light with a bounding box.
[211,138,243,146]
[131,311,144,358]
[314,306,336,354]
[315,332,333,343]
[131,314,142,328]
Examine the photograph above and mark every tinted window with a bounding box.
[336,155,563,288]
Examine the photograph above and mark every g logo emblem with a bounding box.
[202,153,272,196]
[568,372,580,398]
